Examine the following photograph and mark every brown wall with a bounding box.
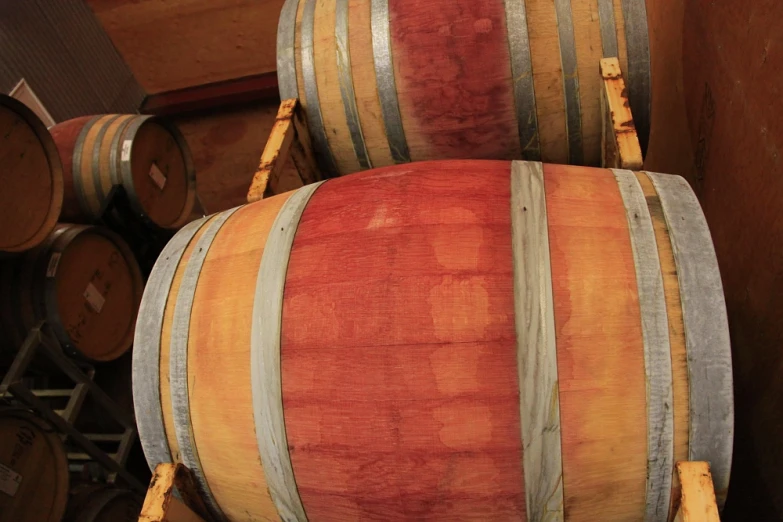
[86,0,285,94]
[174,101,302,214]
[0,0,144,121]
[645,0,783,518]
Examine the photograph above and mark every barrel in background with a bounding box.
[277,0,650,176]
[133,160,732,521]
[63,484,142,522]
[0,94,64,254]
[49,114,197,230]
[0,409,69,522]
[0,224,144,365]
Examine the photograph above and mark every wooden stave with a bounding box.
[133,160,732,521]
[168,209,239,522]
[50,115,196,229]
[0,409,69,522]
[132,218,208,473]
[278,0,651,175]
[0,95,64,254]
[613,169,675,521]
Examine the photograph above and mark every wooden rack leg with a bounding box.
[139,463,209,522]
[600,57,644,170]
[674,461,720,522]
[247,98,321,203]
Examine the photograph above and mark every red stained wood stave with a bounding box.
[281,161,526,521]
[390,0,520,162]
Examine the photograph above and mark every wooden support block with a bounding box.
[247,98,322,203]
[290,103,321,186]
[139,463,209,522]
[600,58,644,170]
[674,461,721,522]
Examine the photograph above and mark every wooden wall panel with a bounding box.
[86,0,286,94]
[0,0,144,121]
[645,0,783,518]
[173,102,302,214]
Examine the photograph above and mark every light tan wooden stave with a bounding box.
[187,196,292,521]
[313,0,361,173]
[159,217,217,463]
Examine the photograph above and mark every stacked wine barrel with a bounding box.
[49,114,197,229]
[0,92,197,520]
[276,0,651,175]
[133,161,733,521]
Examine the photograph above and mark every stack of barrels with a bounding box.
[131,1,733,521]
[0,92,197,521]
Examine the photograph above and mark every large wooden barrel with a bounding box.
[0,224,144,364]
[63,485,142,522]
[0,409,68,522]
[49,114,196,229]
[277,0,651,176]
[0,95,63,254]
[133,160,732,521]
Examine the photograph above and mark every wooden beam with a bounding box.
[247,98,321,203]
[140,72,279,116]
[600,58,644,170]
[139,463,209,522]
[674,461,720,522]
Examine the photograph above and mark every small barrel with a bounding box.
[277,0,652,175]
[0,95,63,254]
[0,409,69,522]
[133,160,732,521]
[63,485,142,522]
[0,224,144,364]
[49,114,196,229]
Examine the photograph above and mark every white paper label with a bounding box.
[84,283,106,313]
[0,463,22,497]
[46,253,61,278]
[121,140,132,162]
[148,163,167,190]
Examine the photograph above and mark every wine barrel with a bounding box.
[277,0,651,175]
[133,160,732,521]
[0,224,144,364]
[64,485,142,522]
[49,114,196,229]
[0,409,68,522]
[0,95,63,254]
